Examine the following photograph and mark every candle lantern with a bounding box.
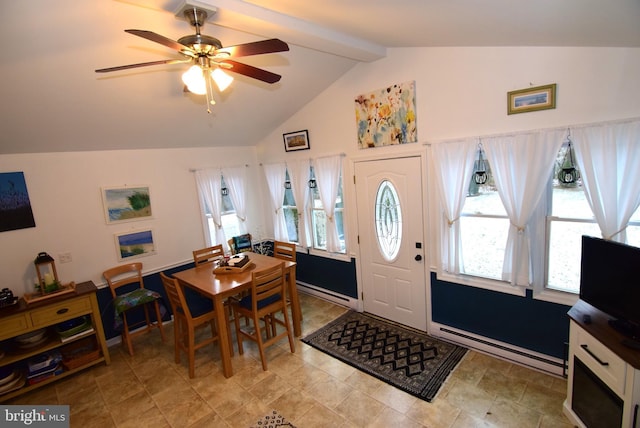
[34,252,59,293]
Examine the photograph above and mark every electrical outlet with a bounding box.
[59,252,72,263]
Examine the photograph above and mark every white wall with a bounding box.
[259,46,640,160]
[257,46,640,254]
[0,147,264,295]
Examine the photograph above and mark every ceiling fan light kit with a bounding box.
[95,3,289,113]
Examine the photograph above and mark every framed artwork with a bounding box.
[507,83,557,115]
[355,81,418,149]
[283,130,310,152]
[0,171,36,232]
[115,229,156,261]
[102,186,152,224]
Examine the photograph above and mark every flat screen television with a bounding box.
[579,235,640,339]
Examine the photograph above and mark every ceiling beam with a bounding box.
[118,0,387,61]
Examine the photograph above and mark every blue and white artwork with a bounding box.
[116,229,156,261]
[0,171,36,232]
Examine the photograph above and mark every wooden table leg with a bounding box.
[287,265,302,337]
[214,296,233,378]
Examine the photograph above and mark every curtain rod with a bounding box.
[189,164,249,172]
[423,116,640,146]
[260,152,346,166]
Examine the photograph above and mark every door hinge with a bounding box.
[353,175,356,184]
[357,235,360,244]
[361,291,364,300]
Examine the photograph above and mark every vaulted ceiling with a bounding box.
[1,0,638,154]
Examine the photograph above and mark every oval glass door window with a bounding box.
[375,180,402,261]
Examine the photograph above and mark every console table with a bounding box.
[564,299,640,427]
[0,281,110,402]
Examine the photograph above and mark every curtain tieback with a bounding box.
[511,223,525,234]
[605,226,626,240]
[447,217,460,227]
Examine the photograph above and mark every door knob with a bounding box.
[415,254,422,261]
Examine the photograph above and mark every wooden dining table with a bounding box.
[173,252,301,378]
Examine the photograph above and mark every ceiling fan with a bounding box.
[96,5,289,112]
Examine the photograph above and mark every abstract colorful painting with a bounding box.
[0,172,36,232]
[355,81,417,149]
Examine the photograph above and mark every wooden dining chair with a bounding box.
[272,240,301,322]
[103,262,166,356]
[273,240,296,263]
[228,233,252,255]
[192,244,224,266]
[160,272,230,378]
[230,263,295,371]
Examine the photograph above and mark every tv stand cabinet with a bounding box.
[564,299,640,427]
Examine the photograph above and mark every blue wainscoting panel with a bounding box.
[296,253,358,299]
[431,273,571,359]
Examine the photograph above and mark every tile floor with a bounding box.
[8,293,574,427]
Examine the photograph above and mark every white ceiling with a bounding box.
[1,0,638,155]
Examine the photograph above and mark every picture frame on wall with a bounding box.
[283,130,310,152]
[507,83,557,115]
[115,229,156,261]
[102,186,152,224]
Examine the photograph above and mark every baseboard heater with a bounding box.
[432,322,566,377]
[296,281,358,310]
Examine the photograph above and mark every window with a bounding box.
[375,180,402,261]
[460,157,509,280]
[206,176,241,245]
[283,170,299,242]
[546,142,598,293]
[438,121,640,300]
[309,167,345,252]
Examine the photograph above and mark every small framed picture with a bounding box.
[115,229,156,261]
[283,130,310,152]
[102,186,152,224]
[507,83,557,115]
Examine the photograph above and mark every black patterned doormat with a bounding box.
[302,311,467,402]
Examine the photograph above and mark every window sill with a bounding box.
[532,288,578,306]
[307,248,351,262]
[436,271,527,297]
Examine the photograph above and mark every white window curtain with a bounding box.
[221,165,248,232]
[313,155,342,253]
[431,138,478,274]
[287,159,311,248]
[263,162,288,241]
[572,119,640,242]
[194,168,225,246]
[482,129,565,286]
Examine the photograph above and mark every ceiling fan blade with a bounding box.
[220,60,282,84]
[125,29,196,57]
[95,59,191,73]
[215,39,289,58]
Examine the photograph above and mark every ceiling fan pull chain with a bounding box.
[205,73,215,113]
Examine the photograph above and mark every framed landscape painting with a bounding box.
[102,186,152,224]
[283,130,310,152]
[115,229,156,261]
[507,83,557,115]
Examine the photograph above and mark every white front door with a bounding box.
[355,156,427,330]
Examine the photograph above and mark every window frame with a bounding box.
[307,168,347,257]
